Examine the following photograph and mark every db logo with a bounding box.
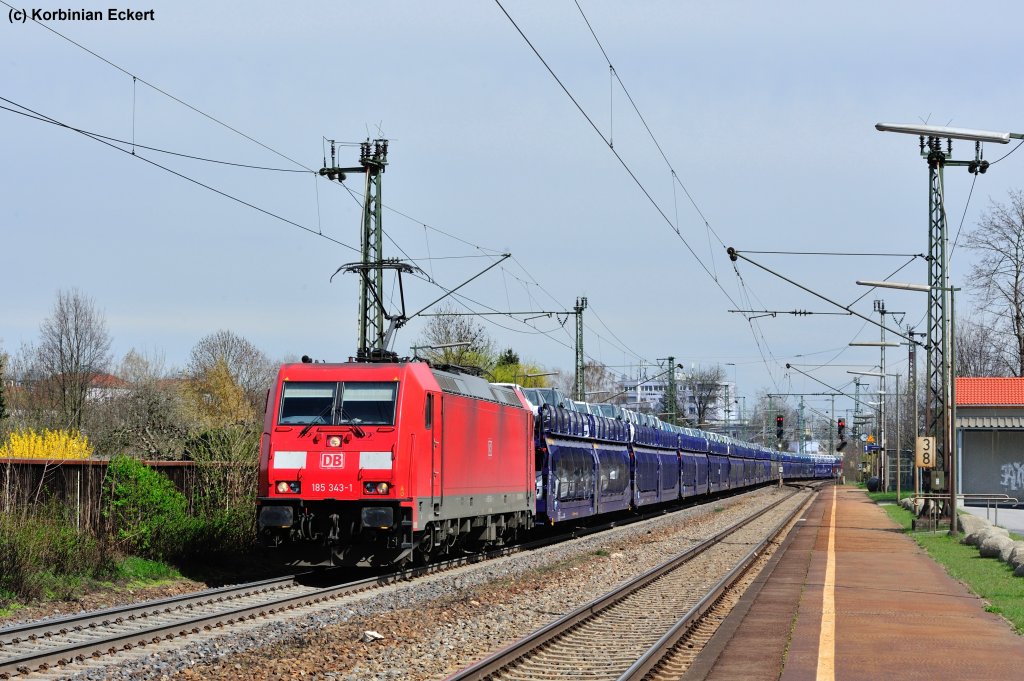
[320,452,345,468]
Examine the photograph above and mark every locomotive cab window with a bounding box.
[278,382,336,425]
[340,382,398,426]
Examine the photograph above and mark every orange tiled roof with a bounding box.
[956,377,1024,406]
[89,373,129,389]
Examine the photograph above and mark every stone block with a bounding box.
[957,514,990,537]
[979,534,1015,559]
[1008,543,1024,569]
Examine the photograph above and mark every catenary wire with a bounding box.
[494,0,741,310]
[1,95,360,253]
[11,7,719,379]
[0,103,310,172]
[0,0,314,173]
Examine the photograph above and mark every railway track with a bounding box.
[0,572,342,679]
[0,482,809,679]
[445,482,819,681]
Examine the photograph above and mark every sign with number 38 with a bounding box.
[916,436,936,468]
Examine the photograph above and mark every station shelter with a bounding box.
[956,377,1024,501]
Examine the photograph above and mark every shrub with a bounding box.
[102,456,256,564]
[103,456,191,558]
[0,508,110,603]
[0,428,93,459]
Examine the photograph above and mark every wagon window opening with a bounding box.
[278,382,337,425]
[425,393,433,429]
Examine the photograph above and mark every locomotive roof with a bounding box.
[430,367,522,407]
[276,361,523,408]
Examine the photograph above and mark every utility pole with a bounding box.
[574,296,588,401]
[798,396,805,455]
[875,122,1011,533]
[876,299,888,491]
[896,373,902,501]
[908,325,919,496]
[320,139,389,359]
[830,393,836,456]
[661,356,678,425]
[854,378,862,480]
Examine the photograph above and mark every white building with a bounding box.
[613,369,735,428]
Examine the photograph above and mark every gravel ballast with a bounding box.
[30,485,810,681]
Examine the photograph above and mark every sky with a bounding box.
[3,1,1024,422]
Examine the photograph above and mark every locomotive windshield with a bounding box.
[278,381,398,426]
[279,382,336,425]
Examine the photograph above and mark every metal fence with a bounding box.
[0,458,219,534]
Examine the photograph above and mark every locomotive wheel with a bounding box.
[414,524,435,566]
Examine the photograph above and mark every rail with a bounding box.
[1,481,788,679]
[444,482,819,681]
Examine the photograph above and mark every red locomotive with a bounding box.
[257,360,535,566]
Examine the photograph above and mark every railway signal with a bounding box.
[837,417,847,451]
[776,415,784,439]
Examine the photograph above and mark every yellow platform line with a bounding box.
[816,485,837,681]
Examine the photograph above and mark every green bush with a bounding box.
[103,455,255,565]
[0,509,111,603]
[103,455,192,559]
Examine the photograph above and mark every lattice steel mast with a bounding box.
[573,297,588,401]
[320,139,389,358]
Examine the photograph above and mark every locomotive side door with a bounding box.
[427,392,443,514]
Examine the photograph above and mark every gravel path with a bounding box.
[29,485,808,681]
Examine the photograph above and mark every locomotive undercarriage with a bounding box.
[258,499,532,567]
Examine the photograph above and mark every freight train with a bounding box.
[256,360,838,566]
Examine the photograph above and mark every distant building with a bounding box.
[86,373,130,401]
[612,369,735,428]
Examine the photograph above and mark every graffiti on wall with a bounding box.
[1000,462,1024,491]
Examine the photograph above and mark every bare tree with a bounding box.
[0,350,8,424]
[35,289,112,429]
[955,314,1004,377]
[556,360,616,402]
[88,349,189,459]
[187,330,275,413]
[684,365,727,428]
[964,190,1024,375]
[411,303,495,371]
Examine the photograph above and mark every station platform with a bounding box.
[683,484,1024,681]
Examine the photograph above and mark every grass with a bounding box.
[113,556,181,585]
[879,503,1024,633]
[866,490,916,504]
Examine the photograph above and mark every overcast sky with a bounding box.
[3,1,1024,420]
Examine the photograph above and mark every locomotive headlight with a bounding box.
[363,482,375,494]
[375,482,390,494]
[276,481,301,494]
[327,435,342,448]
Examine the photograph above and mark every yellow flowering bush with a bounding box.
[0,428,93,460]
